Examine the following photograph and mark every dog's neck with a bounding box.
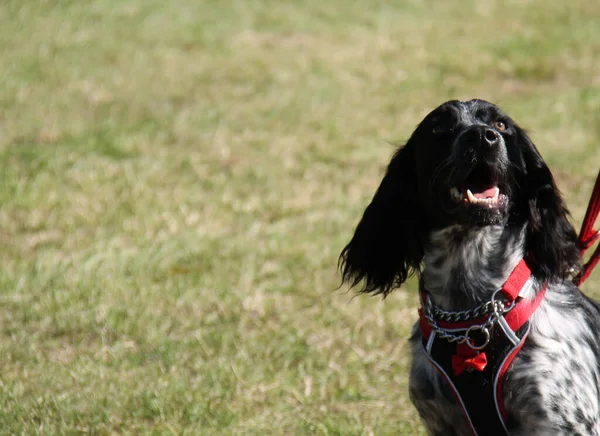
[422,223,527,311]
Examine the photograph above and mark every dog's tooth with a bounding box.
[493,187,500,202]
[467,189,476,203]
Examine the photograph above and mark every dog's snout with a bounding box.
[483,128,499,147]
[454,124,508,166]
[460,128,481,146]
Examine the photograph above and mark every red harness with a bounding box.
[419,260,546,435]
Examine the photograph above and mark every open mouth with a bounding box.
[449,164,506,209]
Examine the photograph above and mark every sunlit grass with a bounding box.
[0,0,599,433]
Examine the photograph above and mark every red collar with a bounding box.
[419,258,546,346]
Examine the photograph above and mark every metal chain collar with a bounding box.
[423,289,515,350]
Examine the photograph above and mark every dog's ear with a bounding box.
[518,132,581,280]
[339,143,425,297]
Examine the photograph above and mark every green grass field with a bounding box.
[1,0,600,434]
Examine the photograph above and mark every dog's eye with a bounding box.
[494,120,507,132]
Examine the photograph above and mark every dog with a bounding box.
[339,99,600,435]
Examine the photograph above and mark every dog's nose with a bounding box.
[483,128,499,147]
[457,125,505,154]
[455,125,507,165]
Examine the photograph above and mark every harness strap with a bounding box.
[575,169,600,286]
[423,322,530,435]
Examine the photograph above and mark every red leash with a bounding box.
[574,169,600,286]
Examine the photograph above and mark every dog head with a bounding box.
[339,99,580,296]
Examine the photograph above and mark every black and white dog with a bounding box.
[339,99,600,435]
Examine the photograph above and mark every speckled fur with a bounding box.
[411,223,600,435]
[339,100,600,435]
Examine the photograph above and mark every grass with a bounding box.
[1,0,599,434]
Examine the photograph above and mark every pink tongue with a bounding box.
[472,186,497,199]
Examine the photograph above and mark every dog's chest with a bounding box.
[410,299,600,435]
[502,302,600,435]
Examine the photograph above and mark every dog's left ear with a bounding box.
[518,132,581,281]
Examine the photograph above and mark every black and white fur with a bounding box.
[339,99,600,435]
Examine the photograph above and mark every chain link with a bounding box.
[423,289,514,350]
[425,291,510,322]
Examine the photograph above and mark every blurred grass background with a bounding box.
[1,0,599,434]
